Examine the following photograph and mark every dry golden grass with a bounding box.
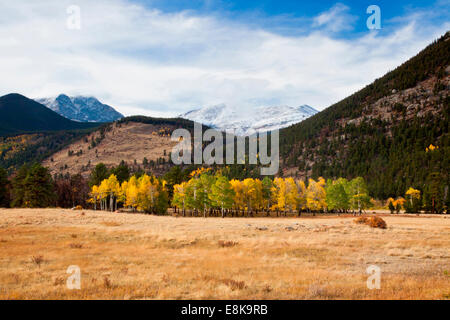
[0,208,448,300]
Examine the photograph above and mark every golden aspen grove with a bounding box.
[88,168,423,217]
[89,173,169,214]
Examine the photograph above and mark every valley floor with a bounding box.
[0,208,448,300]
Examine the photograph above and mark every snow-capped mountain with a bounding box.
[36,94,123,123]
[181,104,318,136]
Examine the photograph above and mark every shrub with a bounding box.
[220,279,246,291]
[354,216,369,224]
[354,216,387,229]
[218,240,238,248]
[31,255,44,268]
[368,216,387,229]
[103,276,113,289]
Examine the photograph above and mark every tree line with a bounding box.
[170,171,376,217]
[0,162,447,215]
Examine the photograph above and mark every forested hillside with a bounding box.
[0,93,102,171]
[280,32,450,199]
[0,130,98,171]
[0,94,99,136]
[41,116,208,179]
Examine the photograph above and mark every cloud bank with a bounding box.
[0,0,448,117]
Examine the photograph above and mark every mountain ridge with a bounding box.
[0,93,99,136]
[36,94,123,123]
[181,104,318,135]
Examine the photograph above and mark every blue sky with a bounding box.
[0,0,448,116]
[136,0,449,35]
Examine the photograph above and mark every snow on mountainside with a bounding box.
[36,94,123,123]
[181,104,318,136]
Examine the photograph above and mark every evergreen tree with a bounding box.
[261,177,274,213]
[110,161,130,184]
[423,172,445,214]
[155,179,169,215]
[0,167,10,207]
[388,199,395,214]
[89,163,109,187]
[11,164,30,207]
[21,164,55,208]
[163,166,185,200]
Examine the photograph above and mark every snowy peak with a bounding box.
[181,104,318,136]
[36,94,123,123]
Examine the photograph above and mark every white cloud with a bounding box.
[313,3,357,32]
[0,0,448,117]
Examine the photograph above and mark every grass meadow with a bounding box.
[0,208,448,300]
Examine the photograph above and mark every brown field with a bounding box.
[0,208,449,300]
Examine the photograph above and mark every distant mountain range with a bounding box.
[181,104,318,136]
[36,94,123,123]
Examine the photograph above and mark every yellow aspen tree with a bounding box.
[118,180,128,207]
[242,178,257,216]
[253,179,264,214]
[137,174,159,213]
[285,177,298,214]
[405,187,421,213]
[106,174,120,212]
[306,178,327,212]
[199,174,214,217]
[405,187,420,205]
[98,179,109,211]
[89,185,99,210]
[261,177,274,214]
[296,179,307,213]
[172,182,188,216]
[125,176,139,210]
[273,177,286,215]
[230,179,244,216]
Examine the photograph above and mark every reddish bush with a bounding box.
[354,216,387,229]
[368,216,387,229]
[354,216,369,224]
[218,240,238,248]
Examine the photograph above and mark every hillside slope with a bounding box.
[42,116,198,178]
[0,94,99,136]
[0,94,102,171]
[280,32,450,199]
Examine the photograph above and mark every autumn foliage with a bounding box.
[354,216,387,229]
[171,171,374,217]
[90,173,169,214]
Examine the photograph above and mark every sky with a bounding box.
[0,0,449,117]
